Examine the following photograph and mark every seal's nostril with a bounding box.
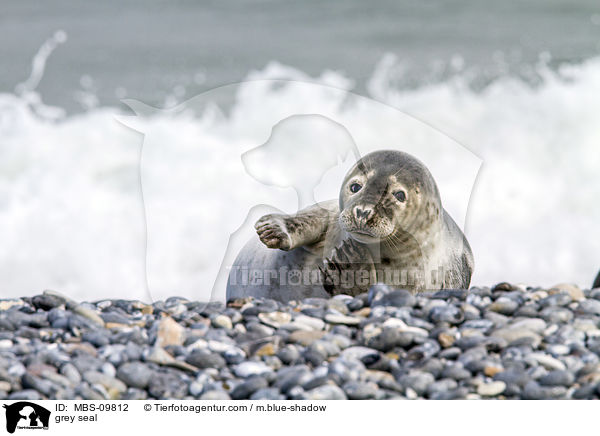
[354,207,372,221]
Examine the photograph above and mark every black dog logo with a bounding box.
[3,402,51,433]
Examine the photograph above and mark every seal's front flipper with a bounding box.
[255,214,293,250]
[255,200,338,251]
[322,239,376,296]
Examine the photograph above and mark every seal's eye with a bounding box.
[349,183,362,193]
[394,191,406,202]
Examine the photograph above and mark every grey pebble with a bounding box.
[32,294,66,310]
[538,370,575,387]
[429,305,464,324]
[343,381,378,399]
[426,378,458,397]
[578,300,600,315]
[441,363,471,381]
[234,361,273,378]
[186,350,226,369]
[370,288,416,308]
[116,362,154,389]
[572,384,597,399]
[488,297,519,315]
[304,384,347,400]
[148,372,189,399]
[230,377,269,399]
[8,390,43,401]
[250,388,285,400]
[522,381,567,399]
[200,390,231,400]
[398,371,435,396]
[60,363,82,384]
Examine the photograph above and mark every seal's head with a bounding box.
[339,150,442,244]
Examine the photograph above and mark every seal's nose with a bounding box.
[354,206,373,222]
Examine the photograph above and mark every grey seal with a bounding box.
[594,270,600,289]
[226,150,474,302]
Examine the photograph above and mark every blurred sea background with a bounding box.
[1,0,599,301]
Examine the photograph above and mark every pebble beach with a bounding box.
[2,283,600,400]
